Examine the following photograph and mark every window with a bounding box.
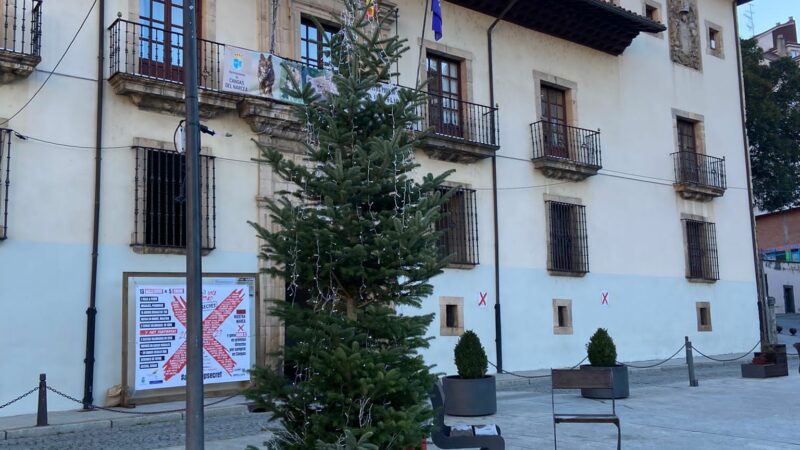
[684,219,719,281]
[705,22,724,58]
[696,302,712,332]
[540,84,569,158]
[439,297,464,336]
[791,49,799,59]
[553,299,573,335]
[435,186,479,266]
[0,129,11,240]
[427,53,463,138]
[300,17,338,69]
[546,201,589,274]
[645,4,659,22]
[708,28,720,50]
[133,145,216,251]
[139,0,200,82]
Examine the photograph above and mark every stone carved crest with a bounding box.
[668,0,702,70]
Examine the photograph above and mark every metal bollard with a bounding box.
[685,337,698,387]
[37,373,48,426]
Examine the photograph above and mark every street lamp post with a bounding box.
[183,0,204,448]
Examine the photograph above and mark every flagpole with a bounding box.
[415,0,430,87]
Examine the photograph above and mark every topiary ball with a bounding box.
[454,330,488,379]
[586,328,617,367]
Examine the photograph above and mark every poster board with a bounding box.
[122,272,259,405]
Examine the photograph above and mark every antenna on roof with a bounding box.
[744,4,755,38]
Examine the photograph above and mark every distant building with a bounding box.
[754,17,800,61]
[756,208,800,314]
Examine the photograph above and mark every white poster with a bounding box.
[134,284,251,390]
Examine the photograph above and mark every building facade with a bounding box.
[756,208,800,314]
[0,0,760,416]
[753,17,800,62]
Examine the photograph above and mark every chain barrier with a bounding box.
[488,355,589,379]
[692,340,761,363]
[0,386,39,410]
[618,344,686,369]
[45,386,242,415]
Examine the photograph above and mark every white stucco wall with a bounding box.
[764,261,800,315]
[0,0,759,416]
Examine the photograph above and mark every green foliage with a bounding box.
[245,1,449,448]
[317,430,379,450]
[586,328,617,367]
[453,330,488,379]
[741,38,800,211]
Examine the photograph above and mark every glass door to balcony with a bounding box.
[540,85,568,158]
[677,118,701,183]
[427,54,463,138]
[139,0,197,83]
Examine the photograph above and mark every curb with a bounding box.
[0,404,249,440]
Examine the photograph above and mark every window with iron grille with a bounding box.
[300,17,338,69]
[435,186,478,266]
[546,201,589,274]
[0,129,11,240]
[684,219,718,281]
[132,146,215,251]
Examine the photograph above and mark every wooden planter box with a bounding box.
[741,344,788,378]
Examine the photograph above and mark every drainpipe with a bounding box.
[83,0,105,409]
[732,1,768,346]
[487,0,518,372]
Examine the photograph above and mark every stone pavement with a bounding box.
[0,354,797,449]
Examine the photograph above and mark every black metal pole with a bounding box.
[184,0,204,448]
[37,373,48,426]
[486,0,518,373]
[83,0,105,411]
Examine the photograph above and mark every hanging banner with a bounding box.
[222,45,401,105]
[134,284,251,390]
[222,45,305,104]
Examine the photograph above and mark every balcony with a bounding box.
[530,121,601,181]
[671,152,726,201]
[444,0,664,56]
[0,0,42,83]
[108,19,241,118]
[415,92,499,163]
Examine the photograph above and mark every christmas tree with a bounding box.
[245,1,452,448]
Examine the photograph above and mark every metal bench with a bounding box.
[551,369,621,450]
[429,381,505,450]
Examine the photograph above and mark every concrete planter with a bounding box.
[579,365,630,399]
[442,375,497,416]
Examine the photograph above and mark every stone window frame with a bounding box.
[642,0,664,38]
[552,299,573,335]
[130,137,215,255]
[416,39,475,104]
[543,193,589,277]
[671,108,706,156]
[439,296,465,337]
[680,213,719,283]
[436,181,480,269]
[532,70,579,127]
[704,20,724,59]
[696,301,712,332]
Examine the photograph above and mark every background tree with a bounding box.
[245,1,451,448]
[742,38,800,211]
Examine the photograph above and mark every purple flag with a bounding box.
[432,0,443,41]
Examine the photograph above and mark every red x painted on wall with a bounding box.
[162,289,246,381]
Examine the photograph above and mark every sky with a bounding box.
[737,0,800,38]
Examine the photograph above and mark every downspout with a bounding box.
[732,1,768,346]
[487,0,518,372]
[83,0,105,409]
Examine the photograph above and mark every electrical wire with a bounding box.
[0,0,99,128]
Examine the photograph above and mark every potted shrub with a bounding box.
[442,330,497,416]
[580,328,630,399]
[790,327,797,336]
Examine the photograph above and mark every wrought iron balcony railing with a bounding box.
[109,19,224,91]
[417,91,499,148]
[671,151,726,191]
[1,0,42,56]
[530,121,601,167]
